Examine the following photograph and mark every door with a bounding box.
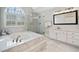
[72,33,79,46]
[56,31,66,42]
[66,32,73,44]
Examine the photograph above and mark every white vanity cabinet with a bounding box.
[50,29,79,46]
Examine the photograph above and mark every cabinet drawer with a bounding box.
[67,34,73,41]
[73,33,79,36]
[72,38,79,46]
[73,33,79,39]
[74,36,79,39]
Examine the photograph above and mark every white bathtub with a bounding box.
[0,31,43,52]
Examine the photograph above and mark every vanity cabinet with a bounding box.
[49,28,79,46]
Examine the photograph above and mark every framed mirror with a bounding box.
[53,10,78,25]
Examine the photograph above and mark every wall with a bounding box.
[0,7,33,33]
[35,7,79,35]
[22,7,33,31]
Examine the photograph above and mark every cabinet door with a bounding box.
[49,30,57,40]
[66,32,73,44]
[72,33,79,46]
[57,31,66,42]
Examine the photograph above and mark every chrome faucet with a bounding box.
[16,35,21,42]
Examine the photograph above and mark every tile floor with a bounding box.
[43,39,79,52]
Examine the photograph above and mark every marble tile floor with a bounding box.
[43,39,79,52]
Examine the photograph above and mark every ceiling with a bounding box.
[32,7,76,14]
[32,7,54,12]
[32,7,67,13]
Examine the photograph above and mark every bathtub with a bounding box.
[0,31,43,52]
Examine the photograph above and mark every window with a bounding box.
[5,7,25,17]
[4,7,25,26]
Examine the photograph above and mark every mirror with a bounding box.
[53,10,78,25]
